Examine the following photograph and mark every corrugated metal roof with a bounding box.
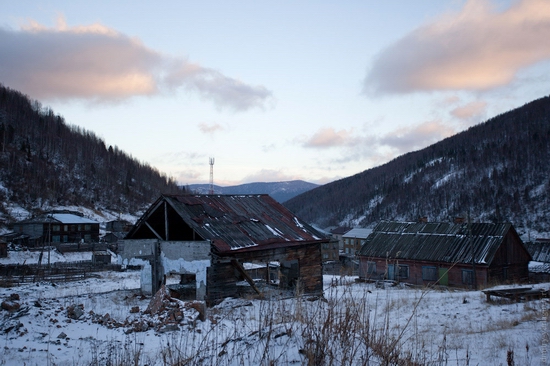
[152,194,327,253]
[526,242,550,263]
[358,221,513,265]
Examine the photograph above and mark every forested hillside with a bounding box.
[0,84,182,223]
[285,96,550,238]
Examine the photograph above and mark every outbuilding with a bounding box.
[123,194,327,305]
[358,221,531,288]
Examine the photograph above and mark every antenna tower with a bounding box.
[209,157,215,194]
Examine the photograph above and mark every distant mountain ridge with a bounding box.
[187,180,318,203]
[284,95,550,239]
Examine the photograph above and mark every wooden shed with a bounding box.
[358,221,531,288]
[125,194,327,304]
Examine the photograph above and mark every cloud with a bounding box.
[379,120,456,154]
[198,122,224,135]
[0,16,273,110]
[302,127,360,148]
[364,0,550,94]
[450,100,487,121]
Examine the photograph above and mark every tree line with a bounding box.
[0,83,183,223]
[285,95,550,237]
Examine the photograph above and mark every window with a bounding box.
[323,243,329,249]
[52,225,60,231]
[85,224,91,231]
[64,225,68,231]
[398,265,409,279]
[84,234,91,242]
[78,225,82,231]
[323,253,329,259]
[462,270,474,285]
[367,261,376,274]
[63,235,68,243]
[52,235,60,243]
[422,266,438,281]
[389,264,409,280]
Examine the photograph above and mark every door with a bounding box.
[387,264,395,280]
[438,268,448,286]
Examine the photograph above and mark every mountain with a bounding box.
[187,180,319,203]
[0,84,183,225]
[284,96,550,239]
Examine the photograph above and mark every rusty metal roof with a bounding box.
[358,221,517,265]
[131,194,327,253]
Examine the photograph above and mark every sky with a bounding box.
[1,0,549,186]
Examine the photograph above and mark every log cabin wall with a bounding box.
[206,242,323,306]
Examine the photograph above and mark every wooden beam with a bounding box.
[145,221,163,240]
[164,201,169,241]
[231,259,262,296]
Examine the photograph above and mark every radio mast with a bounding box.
[209,157,215,194]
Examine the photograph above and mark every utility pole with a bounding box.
[468,210,476,289]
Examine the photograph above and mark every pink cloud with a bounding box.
[450,101,488,120]
[198,122,224,135]
[365,0,550,94]
[0,16,273,110]
[303,127,359,148]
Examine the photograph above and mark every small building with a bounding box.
[92,251,112,265]
[525,238,550,281]
[342,228,372,256]
[358,221,531,288]
[12,211,100,246]
[123,194,328,304]
[105,220,133,233]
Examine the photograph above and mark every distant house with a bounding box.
[342,228,372,256]
[329,226,351,251]
[105,220,133,233]
[358,221,531,288]
[525,238,550,281]
[321,239,339,262]
[123,194,327,304]
[12,211,100,246]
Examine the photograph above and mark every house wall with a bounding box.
[121,239,211,299]
[487,231,530,284]
[207,243,323,305]
[359,257,490,288]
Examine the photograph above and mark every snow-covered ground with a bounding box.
[1,271,549,365]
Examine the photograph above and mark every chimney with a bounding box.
[418,217,428,223]
[454,217,465,224]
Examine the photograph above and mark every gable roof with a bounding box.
[126,194,328,253]
[525,240,550,263]
[358,221,522,265]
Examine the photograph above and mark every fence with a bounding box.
[0,261,124,287]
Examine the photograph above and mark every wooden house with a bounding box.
[358,221,531,288]
[12,211,100,246]
[123,194,327,304]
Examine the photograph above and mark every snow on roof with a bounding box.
[51,213,98,224]
[343,228,373,239]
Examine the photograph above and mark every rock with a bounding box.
[1,300,21,312]
[33,301,42,308]
[57,332,67,339]
[130,306,139,313]
[9,293,20,301]
[66,304,84,320]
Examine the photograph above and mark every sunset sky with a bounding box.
[1,0,549,186]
